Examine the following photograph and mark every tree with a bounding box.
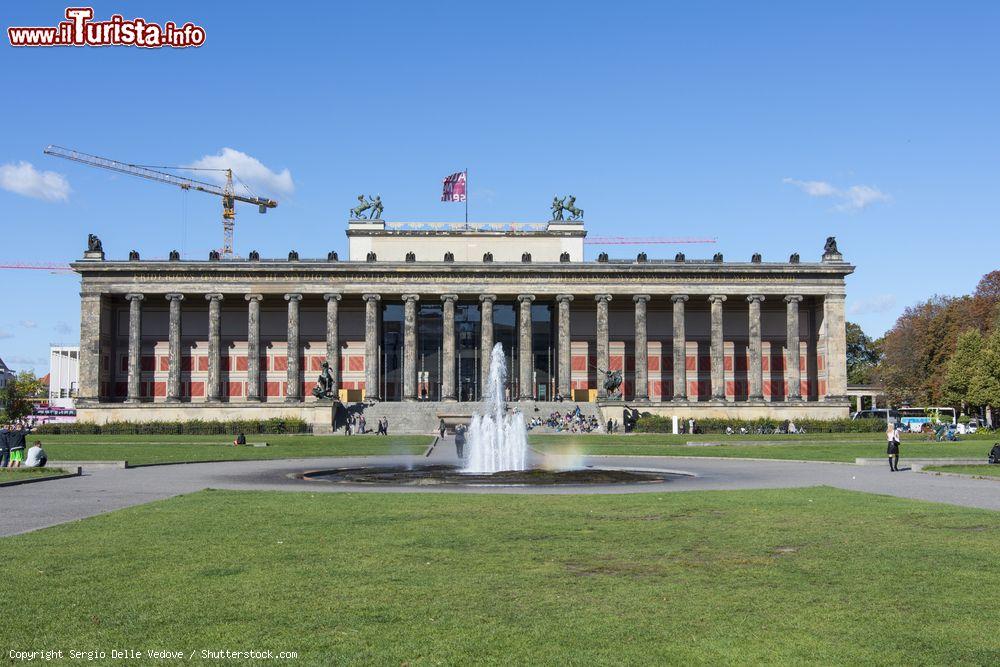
[0,371,43,425]
[942,329,982,409]
[846,321,881,385]
[969,327,1000,420]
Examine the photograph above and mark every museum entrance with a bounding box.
[455,303,481,401]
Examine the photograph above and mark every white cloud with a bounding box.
[783,177,891,212]
[186,148,294,197]
[0,329,12,339]
[19,320,37,329]
[849,294,897,315]
[0,161,70,201]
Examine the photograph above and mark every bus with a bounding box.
[898,407,957,432]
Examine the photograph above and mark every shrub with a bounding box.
[35,418,309,436]
[635,415,888,434]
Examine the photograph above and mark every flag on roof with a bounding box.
[441,171,467,202]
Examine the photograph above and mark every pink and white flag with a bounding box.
[441,171,467,202]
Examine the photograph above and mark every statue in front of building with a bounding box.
[824,236,839,255]
[311,361,337,400]
[551,196,565,221]
[551,195,583,221]
[87,234,103,252]
[600,368,623,397]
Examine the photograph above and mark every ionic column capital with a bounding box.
[633,294,651,303]
[671,294,689,304]
[784,295,803,304]
[362,293,382,303]
[708,294,727,304]
[245,294,263,303]
[746,294,766,303]
[324,292,342,302]
[125,293,145,302]
[284,293,303,302]
[205,293,224,302]
[517,294,536,304]
[595,294,613,303]
[165,293,184,302]
[440,294,459,303]
[556,294,575,304]
[479,294,497,303]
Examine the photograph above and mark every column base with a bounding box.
[244,396,262,403]
[441,396,457,402]
[206,397,222,404]
[124,398,142,405]
[403,396,418,402]
[748,395,765,403]
[285,397,302,403]
[165,397,182,404]
[671,396,688,403]
[786,395,804,402]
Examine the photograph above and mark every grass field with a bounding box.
[35,434,431,465]
[530,433,996,462]
[924,464,1000,478]
[0,467,69,483]
[1,487,996,664]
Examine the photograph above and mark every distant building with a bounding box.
[48,346,79,408]
[0,356,14,391]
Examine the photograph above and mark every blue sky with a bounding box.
[1,1,997,373]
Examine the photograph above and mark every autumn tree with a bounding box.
[846,321,881,385]
[941,329,983,409]
[0,371,43,425]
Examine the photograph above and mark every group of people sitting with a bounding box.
[1,422,46,468]
[526,406,603,433]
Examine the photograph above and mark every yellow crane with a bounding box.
[44,145,278,258]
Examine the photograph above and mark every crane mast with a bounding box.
[44,145,277,258]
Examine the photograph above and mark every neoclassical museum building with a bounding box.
[73,217,853,432]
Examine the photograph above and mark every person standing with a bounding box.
[439,419,447,439]
[0,425,10,468]
[7,425,26,468]
[887,422,900,472]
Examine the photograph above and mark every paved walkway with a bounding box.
[2,443,998,537]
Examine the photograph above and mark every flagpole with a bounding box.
[464,168,469,226]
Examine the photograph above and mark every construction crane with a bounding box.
[584,237,717,245]
[44,145,278,258]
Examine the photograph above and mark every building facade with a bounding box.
[73,219,853,431]
[48,346,80,409]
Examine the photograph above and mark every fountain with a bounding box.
[464,343,528,473]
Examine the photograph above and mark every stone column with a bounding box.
[324,293,341,397]
[556,295,574,399]
[747,295,765,401]
[708,295,727,400]
[124,293,144,403]
[284,293,302,402]
[517,294,535,400]
[205,293,224,402]
[441,294,458,401]
[595,294,612,399]
[363,294,381,400]
[785,295,803,401]
[824,293,848,400]
[165,293,185,402]
[671,295,688,402]
[633,295,650,401]
[401,294,420,401]
[479,295,496,392]
[78,293,104,402]
[245,295,263,401]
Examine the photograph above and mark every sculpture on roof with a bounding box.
[824,236,839,255]
[551,195,583,221]
[87,234,103,252]
[350,195,384,220]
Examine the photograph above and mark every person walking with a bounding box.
[439,419,447,439]
[887,422,901,472]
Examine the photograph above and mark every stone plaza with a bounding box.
[72,217,854,432]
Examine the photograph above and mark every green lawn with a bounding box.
[924,464,1000,478]
[0,467,70,483]
[36,434,431,465]
[531,433,995,462]
[1,488,996,664]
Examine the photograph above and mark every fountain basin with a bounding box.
[299,465,683,487]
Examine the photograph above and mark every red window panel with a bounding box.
[817,355,825,371]
[609,355,624,371]
[273,356,288,372]
[265,381,281,397]
[234,356,248,371]
[348,355,364,372]
[571,355,588,372]
[153,381,166,397]
[762,356,769,372]
[190,381,205,397]
[800,357,807,372]
[723,356,733,371]
[648,356,660,371]
[650,380,662,396]
[685,356,696,371]
[159,356,169,372]
[141,356,155,372]
[818,380,828,396]
[725,380,736,396]
[228,382,244,397]
[800,380,809,396]
[197,356,208,372]
[310,356,325,371]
